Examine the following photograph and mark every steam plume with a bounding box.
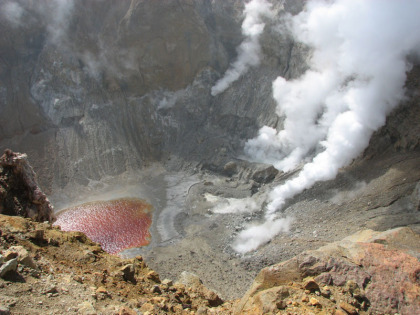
[211,0,273,96]
[1,1,24,27]
[237,0,420,252]
[46,0,75,46]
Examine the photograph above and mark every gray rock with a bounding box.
[223,161,238,177]
[251,165,279,184]
[411,181,420,211]
[0,258,18,278]
[177,271,202,288]
[0,305,10,315]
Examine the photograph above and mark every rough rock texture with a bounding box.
[0,0,307,192]
[0,214,234,314]
[237,227,420,314]
[1,0,419,306]
[0,150,54,222]
[1,213,419,314]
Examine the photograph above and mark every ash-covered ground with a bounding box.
[51,147,420,300]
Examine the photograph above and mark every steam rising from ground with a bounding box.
[1,0,75,44]
[211,0,273,96]
[1,1,24,27]
[236,0,420,252]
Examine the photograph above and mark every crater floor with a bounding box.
[51,150,420,300]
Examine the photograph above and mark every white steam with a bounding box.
[45,0,75,46]
[1,1,24,27]
[237,0,420,252]
[205,194,260,214]
[233,217,293,253]
[211,0,273,96]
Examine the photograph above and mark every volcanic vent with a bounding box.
[0,0,419,300]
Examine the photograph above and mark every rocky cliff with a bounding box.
[0,0,303,193]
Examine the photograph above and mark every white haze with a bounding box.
[46,0,75,46]
[1,1,24,27]
[211,0,273,96]
[235,0,420,252]
[205,193,260,214]
[233,217,293,253]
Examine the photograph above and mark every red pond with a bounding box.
[54,198,153,254]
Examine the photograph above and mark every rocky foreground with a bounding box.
[0,213,419,315]
[1,149,420,314]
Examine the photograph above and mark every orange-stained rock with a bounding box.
[236,227,420,315]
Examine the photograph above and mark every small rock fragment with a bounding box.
[161,278,173,286]
[95,286,109,299]
[339,301,358,315]
[73,275,83,283]
[119,306,137,315]
[303,278,320,293]
[146,270,160,283]
[0,305,10,315]
[345,280,360,296]
[196,306,208,314]
[29,229,44,241]
[177,271,202,287]
[151,285,161,294]
[0,258,18,278]
[276,300,287,310]
[321,285,332,298]
[120,264,136,283]
[77,301,96,315]
[140,302,154,313]
[309,297,320,306]
[42,284,58,295]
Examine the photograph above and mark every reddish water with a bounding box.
[54,198,153,254]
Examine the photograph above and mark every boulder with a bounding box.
[251,165,279,184]
[237,227,420,315]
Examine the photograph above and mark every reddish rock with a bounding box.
[236,228,420,315]
[339,301,358,315]
[0,150,54,222]
[303,278,320,293]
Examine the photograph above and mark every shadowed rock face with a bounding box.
[0,150,54,222]
[0,0,308,193]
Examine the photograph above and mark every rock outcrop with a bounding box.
[0,214,233,314]
[237,227,420,314]
[0,150,54,222]
[1,213,419,314]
